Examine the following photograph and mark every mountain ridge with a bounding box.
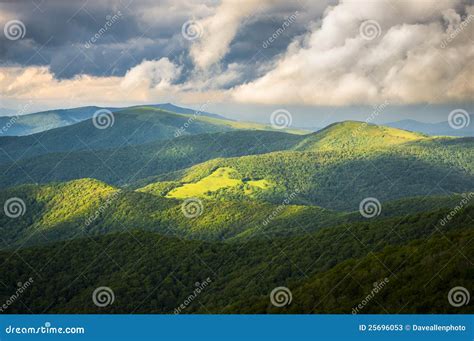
[0,103,231,137]
[386,115,474,137]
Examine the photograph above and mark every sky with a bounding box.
[0,0,472,126]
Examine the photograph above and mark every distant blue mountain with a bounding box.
[386,116,473,137]
[0,106,104,136]
[0,103,229,136]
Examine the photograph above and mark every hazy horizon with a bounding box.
[1,101,472,129]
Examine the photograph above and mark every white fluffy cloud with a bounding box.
[232,0,474,105]
[189,0,273,69]
[121,58,182,90]
[0,58,226,107]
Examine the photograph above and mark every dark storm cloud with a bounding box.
[0,0,201,78]
[227,17,300,63]
[0,0,307,82]
[202,8,312,88]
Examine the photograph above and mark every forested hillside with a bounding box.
[0,205,471,313]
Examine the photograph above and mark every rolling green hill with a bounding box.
[0,130,304,188]
[293,121,427,152]
[0,178,344,248]
[1,122,472,211]
[143,124,473,210]
[1,175,472,249]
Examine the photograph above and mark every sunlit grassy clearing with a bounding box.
[166,167,273,199]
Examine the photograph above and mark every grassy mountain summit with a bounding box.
[294,121,427,152]
[144,122,472,210]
